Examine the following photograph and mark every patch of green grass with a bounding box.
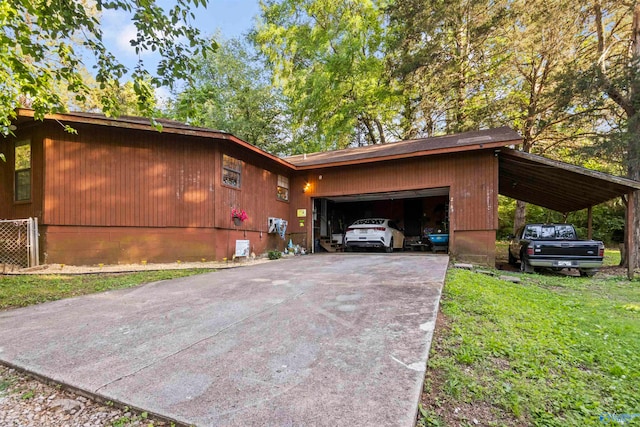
[421,269,640,426]
[0,269,215,310]
[603,248,622,267]
[0,377,16,393]
[20,389,35,400]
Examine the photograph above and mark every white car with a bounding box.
[344,218,405,252]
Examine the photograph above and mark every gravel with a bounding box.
[4,257,271,275]
[0,366,179,427]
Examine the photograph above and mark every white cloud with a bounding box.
[100,8,161,74]
[101,9,138,59]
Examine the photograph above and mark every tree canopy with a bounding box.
[170,37,290,155]
[253,0,401,152]
[1,0,214,138]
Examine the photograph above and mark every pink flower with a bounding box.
[231,208,248,222]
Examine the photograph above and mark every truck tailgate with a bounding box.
[535,242,600,257]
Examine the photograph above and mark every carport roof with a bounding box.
[499,148,640,213]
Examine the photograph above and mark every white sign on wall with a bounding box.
[235,240,250,257]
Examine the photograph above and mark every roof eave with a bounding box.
[292,140,520,170]
[14,109,296,171]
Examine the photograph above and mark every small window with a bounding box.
[14,140,31,201]
[277,175,289,201]
[555,225,576,240]
[523,226,540,239]
[222,154,241,188]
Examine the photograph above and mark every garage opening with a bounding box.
[312,187,450,253]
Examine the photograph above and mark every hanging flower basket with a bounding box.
[231,208,248,226]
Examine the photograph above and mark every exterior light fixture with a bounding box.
[303,182,311,193]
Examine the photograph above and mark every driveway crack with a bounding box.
[94,291,305,393]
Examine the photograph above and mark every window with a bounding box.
[222,154,241,188]
[523,225,539,239]
[277,175,289,201]
[555,225,576,240]
[14,140,31,201]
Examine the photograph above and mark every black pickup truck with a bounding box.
[508,223,604,276]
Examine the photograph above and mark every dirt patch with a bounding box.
[3,258,272,275]
[598,265,631,277]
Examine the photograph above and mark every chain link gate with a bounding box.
[0,218,39,269]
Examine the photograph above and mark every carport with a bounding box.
[498,148,640,278]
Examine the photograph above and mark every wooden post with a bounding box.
[627,191,635,280]
[587,206,593,240]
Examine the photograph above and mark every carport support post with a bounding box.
[627,191,636,280]
[587,206,593,240]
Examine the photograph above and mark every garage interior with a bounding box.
[312,187,450,253]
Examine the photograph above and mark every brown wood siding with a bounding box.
[0,127,44,220]
[290,151,499,259]
[290,150,498,232]
[213,144,290,233]
[449,151,499,231]
[41,124,291,232]
[43,123,219,228]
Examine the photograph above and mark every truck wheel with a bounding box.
[520,255,534,273]
[508,250,516,266]
[579,269,596,277]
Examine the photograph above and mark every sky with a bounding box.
[97,0,261,93]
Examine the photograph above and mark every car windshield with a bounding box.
[523,225,576,240]
[352,219,385,225]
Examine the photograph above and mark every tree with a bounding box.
[171,37,289,155]
[500,0,606,232]
[586,0,640,269]
[386,0,510,137]
[1,0,214,138]
[50,68,152,116]
[253,0,401,152]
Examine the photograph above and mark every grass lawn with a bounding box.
[419,253,640,426]
[0,269,215,310]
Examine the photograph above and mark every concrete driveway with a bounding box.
[0,254,448,426]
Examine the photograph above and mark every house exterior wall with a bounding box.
[4,122,291,265]
[0,126,45,220]
[289,151,499,264]
[3,117,501,266]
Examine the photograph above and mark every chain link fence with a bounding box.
[0,218,39,269]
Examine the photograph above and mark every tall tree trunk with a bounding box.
[514,200,527,233]
[593,2,639,268]
[374,119,386,144]
[629,5,640,270]
[628,115,640,269]
[361,116,378,145]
